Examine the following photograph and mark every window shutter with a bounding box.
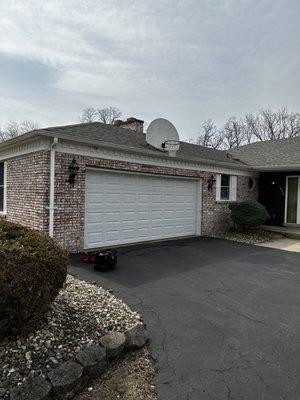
[216,174,221,201]
[230,175,237,201]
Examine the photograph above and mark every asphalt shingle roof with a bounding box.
[38,122,245,167]
[228,137,300,170]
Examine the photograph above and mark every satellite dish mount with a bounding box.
[162,140,180,157]
[146,118,180,157]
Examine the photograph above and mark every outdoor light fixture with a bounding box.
[68,158,80,185]
[248,177,256,190]
[207,174,216,191]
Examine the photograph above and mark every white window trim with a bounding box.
[0,161,7,215]
[216,174,237,202]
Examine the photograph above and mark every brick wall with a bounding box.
[2,150,258,252]
[201,173,258,235]
[54,152,258,252]
[5,151,49,231]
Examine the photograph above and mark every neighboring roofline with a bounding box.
[229,135,300,151]
[252,165,300,171]
[0,129,252,171]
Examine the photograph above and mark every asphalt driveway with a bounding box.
[69,237,300,400]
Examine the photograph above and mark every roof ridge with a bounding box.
[40,121,103,131]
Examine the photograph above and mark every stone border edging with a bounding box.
[9,322,147,400]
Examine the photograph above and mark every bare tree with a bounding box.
[286,110,300,137]
[222,117,246,148]
[0,127,5,142]
[245,107,300,142]
[0,120,38,142]
[260,108,282,140]
[79,106,121,124]
[97,106,121,124]
[19,120,37,133]
[79,107,97,123]
[193,119,224,149]
[4,120,20,138]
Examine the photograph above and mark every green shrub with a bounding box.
[229,201,270,229]
[0,220,68,340]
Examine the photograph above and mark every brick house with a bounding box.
[0,117,297,253]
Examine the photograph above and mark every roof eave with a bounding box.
[41,131,251,171]
[0,131,38,149]
[0,130,252,171]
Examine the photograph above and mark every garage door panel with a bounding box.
[106,211,121,221]
[106,193,121,203]
[85,170,199,248]
[88,193,105,203]
[137,227,150,237]
[88,173,105,184]
[88,226,104,236]
[88,231,103,243]
[122,228,137,239]
[136,210,149,218]
[86,211,103,223]
[123,210,135,219]
[122,221,137,231]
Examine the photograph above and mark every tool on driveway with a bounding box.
[82,249,118,271]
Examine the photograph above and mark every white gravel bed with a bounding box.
[208,229,284,244]
[0,275,141,397]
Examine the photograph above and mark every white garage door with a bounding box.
[84,169,200,249]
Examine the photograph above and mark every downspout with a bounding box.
[49,138,58,237]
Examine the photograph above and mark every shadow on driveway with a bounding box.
[69,237,300,400]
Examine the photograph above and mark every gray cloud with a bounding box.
[0,0,299,140]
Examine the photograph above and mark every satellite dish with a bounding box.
[146,118,180,157]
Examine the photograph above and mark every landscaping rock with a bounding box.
[9,376,51,400]
[209,229,284,245]
[99,331,125,358]
[47,360,83,399]
[76,344,107,379]
[1,276,141,393]
[124,322,147,348]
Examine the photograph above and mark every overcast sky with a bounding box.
[0,0,299,141]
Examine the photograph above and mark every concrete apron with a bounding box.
[257,238,300,253]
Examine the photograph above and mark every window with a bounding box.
[220,174,230,200]
[0,162,6,213]
[216,174,237,202]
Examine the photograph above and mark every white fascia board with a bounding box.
[55,140,257,177]
[0,137,51,161]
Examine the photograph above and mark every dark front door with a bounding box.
[259,172,286,226]
[259,172,300,226]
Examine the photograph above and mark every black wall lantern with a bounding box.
[248,177,255,190]
[68,158,80,185]
[207,174,216,191]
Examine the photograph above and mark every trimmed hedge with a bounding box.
[0,220,68,340]
[229,201,270,229]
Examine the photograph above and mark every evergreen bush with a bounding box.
[0,220,68,340]
[229,201,270,229]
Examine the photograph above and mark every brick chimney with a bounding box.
[113,117,144,133]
